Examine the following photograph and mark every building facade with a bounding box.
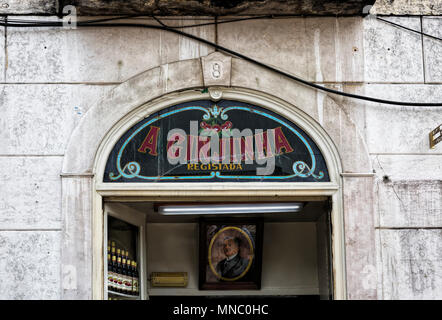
[0,0,441,300]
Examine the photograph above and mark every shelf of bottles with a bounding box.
[107,216,140,300]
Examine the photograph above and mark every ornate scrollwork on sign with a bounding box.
[104,100,329,183]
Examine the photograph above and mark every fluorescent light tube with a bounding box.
[158,203,303,215]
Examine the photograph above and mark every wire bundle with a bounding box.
[0,15,441,107]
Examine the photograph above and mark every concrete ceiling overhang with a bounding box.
[57,0,376,16]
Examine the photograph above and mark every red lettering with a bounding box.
[199,136,211,162]
[255,131,273,159]
[187,135,199,162]
[167,132,185,159]
[274,127,294,154]
[220,137,231,163]
[242,136,254,162]
[138,126,160,155]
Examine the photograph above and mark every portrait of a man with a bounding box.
[200,220,263,290]
[215,236,250,279]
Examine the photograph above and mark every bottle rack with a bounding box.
[105,209,144,300]
[108,290,140,300]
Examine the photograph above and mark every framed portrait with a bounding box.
[199,219,263,290]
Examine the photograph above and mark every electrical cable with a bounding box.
[376,17,442,42]
[80,15,148,25]
[2,15,146,25]
[0,17,441,107]
[149,15,274,29]
[150,15,169,28]
[5,15,442,41]
[2,15,275,28]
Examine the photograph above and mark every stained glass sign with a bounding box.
[104,100,329,182]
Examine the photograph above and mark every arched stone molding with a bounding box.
[61,54,376,300]
[62,56,372,175]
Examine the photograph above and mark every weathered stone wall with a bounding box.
[372,0,442,15]
[0,16,215,299]
[364,16,442,299]
[0,13,441,300]
[1,0,440,16]
[0,0,375,16]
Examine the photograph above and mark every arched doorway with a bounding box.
[92,87,345,300]
[61,55,376,300]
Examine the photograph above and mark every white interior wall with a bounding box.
[146,222,319,296]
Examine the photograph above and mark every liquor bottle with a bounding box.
[110,242,116,291]
[111,241,116,260]
[126,258,133,295]
[121,255,128,295]
[116,256,123,293]
[111,255,117,292]
[124,250,132,294]
[107,240,112,290]
[116,248,123,292]
[124,250,130,265]
[107,253,113,291]
[132,261,139,296]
